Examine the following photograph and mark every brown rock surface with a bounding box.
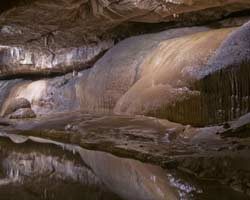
[0,0,250,77]
[1,21,250,125]
[0,97,31,117]
[77,21,250,125]
[8,107,36,119]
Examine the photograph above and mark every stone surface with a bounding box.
[0,0,250,77]
[0,1,250,125]
[113,27,234,125]
[77,26,211,112]
[77,21,250,126]
[1,111,250,198]
[1,21,250,125]
[0,97,31,117]
[8,108,36,119]
[0,70,90,116]
[76,23,250,125]
[0,1,250,199]
[0,41,113,78]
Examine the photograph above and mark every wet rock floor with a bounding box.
[0,111,250,199]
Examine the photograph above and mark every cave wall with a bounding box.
[1,0,250,126]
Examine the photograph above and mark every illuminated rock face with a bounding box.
[0,41,113,78]
[0,0,250,77]
[1,1,250,125]
[0,71,89,115]
[1,21,250,125]
[140,22,250,126]
[77,26,211,112]
[0,97,31,117]
[79,22,250,126]
[112,28,235,125]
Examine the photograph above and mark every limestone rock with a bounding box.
[0,0,250,77]
[78,21,250,126]
[0,70,90,116]
[1,97,31,117]
[0,79,22,109]
[8,108,36,119]
[0,117,11,126]
[114,22,250,125]
[0,0,250,125]
[1,21,250,126]
[78,26,211,112]
[0,40,113,78]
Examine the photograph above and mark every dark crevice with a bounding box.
[224,8,250,19]
[0,0,36,14]
[0,67,89,81]
[111,8,250,44]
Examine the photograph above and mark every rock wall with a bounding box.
[0,0,250,77]
[78,21,250,126]
[1,1,250,126]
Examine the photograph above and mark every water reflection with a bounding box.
[0,133,179,200]
[0,132,248,200]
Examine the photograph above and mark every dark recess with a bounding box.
[0,0,34,13]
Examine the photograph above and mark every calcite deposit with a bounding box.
[1,1,250,199]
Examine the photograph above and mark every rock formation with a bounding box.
[1,1,250,198]
[0,0,250,77]
[1,1,250,124]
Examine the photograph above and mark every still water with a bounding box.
[0,113,249,200]
[0,134,248,200]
